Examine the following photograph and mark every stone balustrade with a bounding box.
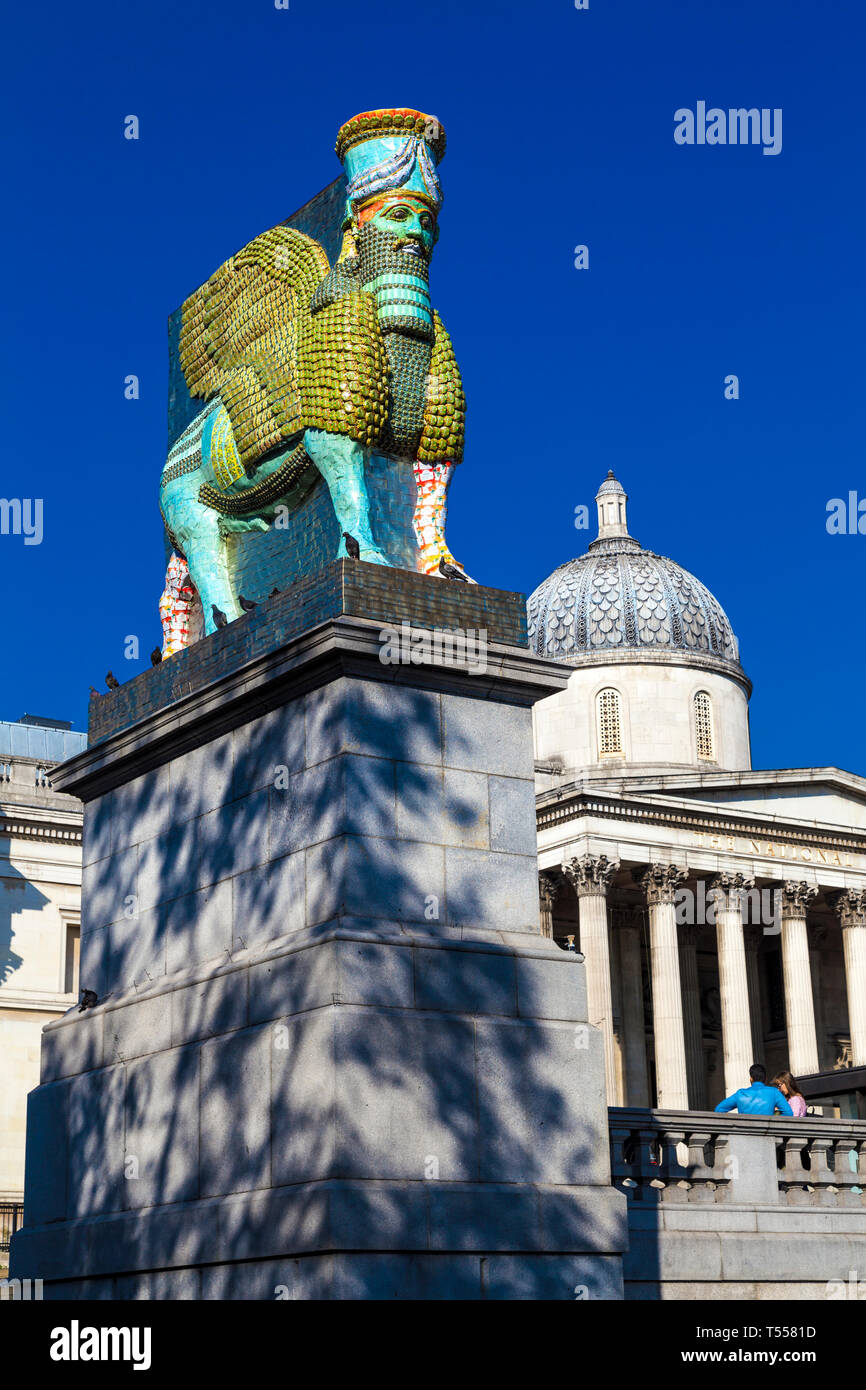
[610,1107,866,1209]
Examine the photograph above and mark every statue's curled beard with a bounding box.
[356,222,434,343]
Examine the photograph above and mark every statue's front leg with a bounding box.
[160,476,242,647]
[304,428,390,565]
[412,460,476,581]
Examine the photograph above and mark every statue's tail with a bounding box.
[197,440,313,516]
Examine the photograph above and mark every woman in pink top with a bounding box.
[772,1070,807,1116]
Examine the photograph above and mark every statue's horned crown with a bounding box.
[336,109,446,164]
[336,108,446,219]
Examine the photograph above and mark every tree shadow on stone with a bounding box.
[0,863,49,986]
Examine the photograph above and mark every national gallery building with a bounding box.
[528,473,866,1116]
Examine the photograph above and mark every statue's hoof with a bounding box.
[357,548,392,566]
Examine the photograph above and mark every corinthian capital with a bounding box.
[709,870,755,911]
[710,869,755,897]
[778,880,820,920]
[538,871,562,911]
[562,853,619,898]
[637,862,687,907]
[831,888,866,930]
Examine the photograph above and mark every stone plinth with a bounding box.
[88,559,528,747]
[12,579,626,1299]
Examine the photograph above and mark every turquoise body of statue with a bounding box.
[159,108,472,656]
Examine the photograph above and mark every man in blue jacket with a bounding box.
[714,1063,794,1116]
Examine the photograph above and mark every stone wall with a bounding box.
[534,654,751,773]
[0,766,83,1201]
[16,921,626,1299]
[79,659,544,998]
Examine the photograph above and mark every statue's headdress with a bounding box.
[336,108,446,224]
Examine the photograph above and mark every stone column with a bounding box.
[638,863,689,1110]
[778,881,820,1076]
[678,922,707,1109]
[614,908,651,1106]
[808,926,827,1072]
[538,871,560,941]
[833,889,866,1067]
[711,872,755,1096]
[744,926,765,1064]
[607,920,625,1104]
[562,854,619,1102]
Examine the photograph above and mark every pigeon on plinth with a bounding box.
[439,558,469,582]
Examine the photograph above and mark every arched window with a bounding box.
[694,690,715,760]
[597,688,623,756]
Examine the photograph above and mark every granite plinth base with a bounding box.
[12,928,626,1299]
[13,599,625,1299]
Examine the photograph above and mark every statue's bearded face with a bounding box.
[370,197,437,257]
[355,195,437,282]
[354,193,438,341]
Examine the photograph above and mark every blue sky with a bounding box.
[1,0,863,774]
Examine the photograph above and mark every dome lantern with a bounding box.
[594,471,631,544]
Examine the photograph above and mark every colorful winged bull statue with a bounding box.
[158,108,473,656]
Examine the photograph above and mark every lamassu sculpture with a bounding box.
[159,108,472,656]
